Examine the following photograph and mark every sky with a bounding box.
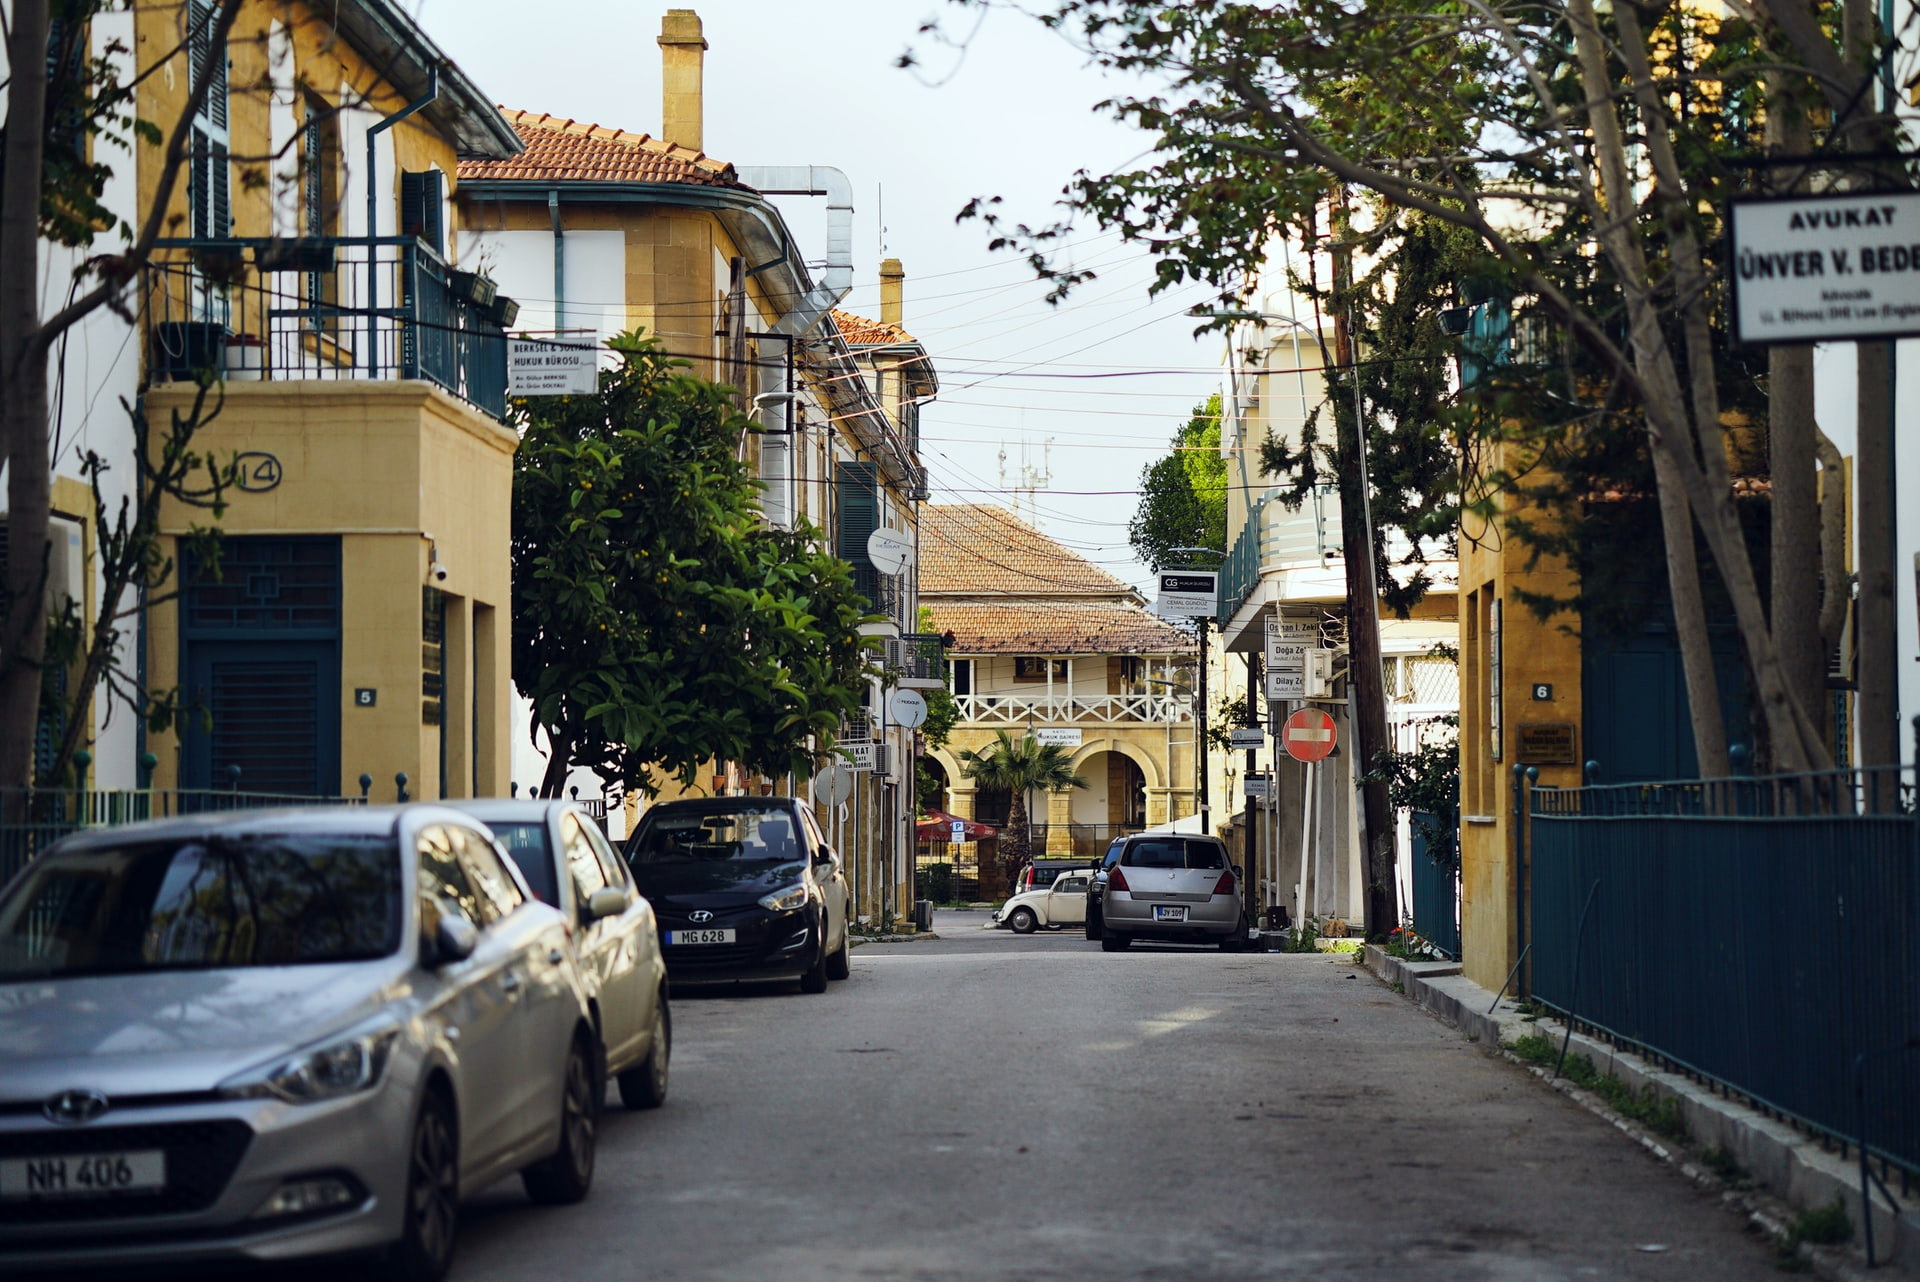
[427,0,1227,597]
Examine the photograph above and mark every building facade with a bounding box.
[920,504,1198,877]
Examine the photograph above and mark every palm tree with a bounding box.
[958,730,1088,885]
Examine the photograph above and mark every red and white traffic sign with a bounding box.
[1281,708,1338,763]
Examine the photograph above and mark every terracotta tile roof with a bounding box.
[920,504,1135,598]
[925,601,1194,656]
[831,309,916,347]
[457,109,742,187]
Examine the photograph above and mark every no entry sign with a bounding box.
[1281,708,1337,763]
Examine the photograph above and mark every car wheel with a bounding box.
[1008,907,1038,934]
[381,1086,459,1282]
[1085,907,1103,941]
[799,938,829,993]
[617,990,671,1110]
[522,1033,598,1205]
[825,926,851,981]
[1101,930,1130,952]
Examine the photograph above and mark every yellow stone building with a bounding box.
[920,505,1198,886]
[134,0,523,800]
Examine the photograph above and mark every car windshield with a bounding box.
[1122,839,1227,870]
[0,833,402,980]
[486,821,559,905]
[628,807,800,864]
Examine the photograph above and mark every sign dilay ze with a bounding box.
[1730,191,1920,344]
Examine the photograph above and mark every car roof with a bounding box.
[638,796,799,817]
[441,798,579,823]
[41,803,498,855]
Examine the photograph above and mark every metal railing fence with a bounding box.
[1408,809,1461,958]
[1527,760,1919,1181]
[1,785,370,887]
[142,236,510,420]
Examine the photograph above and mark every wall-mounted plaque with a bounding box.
[1516,722,1577,765]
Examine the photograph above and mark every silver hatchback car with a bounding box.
[0,805,601,1280]
[446,799,670,1110]
[1098,834,1246,951]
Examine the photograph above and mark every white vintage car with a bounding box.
[991,872,1093,933]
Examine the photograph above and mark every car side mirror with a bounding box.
[814,845,836,866]
[585,886,630,921]
[433,914,478,966]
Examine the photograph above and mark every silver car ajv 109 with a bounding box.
[0,805,602,1281]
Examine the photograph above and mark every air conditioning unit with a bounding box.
[1305,647,1338,699]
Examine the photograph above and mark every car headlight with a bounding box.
[220,1022,400,1104]
[758,881,810,912]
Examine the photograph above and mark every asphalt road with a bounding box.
[439,908,1778,1282]
[101,909,1782,1282]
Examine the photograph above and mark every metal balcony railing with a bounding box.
[890,634,947,688]
[142,236,511,421]
[953,693,1192,725]
[1217,486,1341,620]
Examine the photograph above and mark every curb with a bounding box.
[1364,946,1920,1280]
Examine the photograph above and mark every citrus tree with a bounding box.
[512,332,872,797]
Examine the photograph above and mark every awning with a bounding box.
[915,808,998,840]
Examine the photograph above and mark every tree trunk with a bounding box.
[1329,212,1398,940]
[540,732,573,798]
[1000,790,1031,882]
[1854,341,1899,795]
[1764,74,1825,768]
[0,0,55,802]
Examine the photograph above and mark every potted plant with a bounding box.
[225,333,266,381]
[253,238,336,274]
[448,270,497,308]
[485,294,520,327]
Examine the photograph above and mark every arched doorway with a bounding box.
[1068,750,1147,853]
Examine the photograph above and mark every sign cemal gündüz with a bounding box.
[1730,191,1920,344]
[1157,571,1218,619]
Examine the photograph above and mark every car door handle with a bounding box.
[548,947,565,965]
[501,970,523,996]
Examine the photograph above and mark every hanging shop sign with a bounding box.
[1156,571,1217,619]
[1729,191,1920,344]
[1265,613,1317,701]
[508,332,599,396]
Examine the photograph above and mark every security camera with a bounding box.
[428,562,450,585]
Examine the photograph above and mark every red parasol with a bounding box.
[915,807,998,840]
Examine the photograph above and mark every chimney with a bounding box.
[879,258,905,329]
[658,9,707,151]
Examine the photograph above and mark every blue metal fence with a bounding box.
[1408,810,1461,958]
[1,786,369,888]
[1527,764,1920,1179]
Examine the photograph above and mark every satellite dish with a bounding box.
[889,688,929,728]
[866,527,912,576]
[813,763,853,807]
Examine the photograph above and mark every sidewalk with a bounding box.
[1366,947,1920,1280]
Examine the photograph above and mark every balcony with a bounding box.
[1217,484,1341,621]
[852,563,908,638]
[142,236,510,421]
[890,634,948,690]
[954,692,1192,725]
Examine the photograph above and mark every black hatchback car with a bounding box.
[623,797,852,993]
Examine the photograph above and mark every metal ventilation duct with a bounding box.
[735,165,853,336]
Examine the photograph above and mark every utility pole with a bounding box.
[1331,197,1398,940]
